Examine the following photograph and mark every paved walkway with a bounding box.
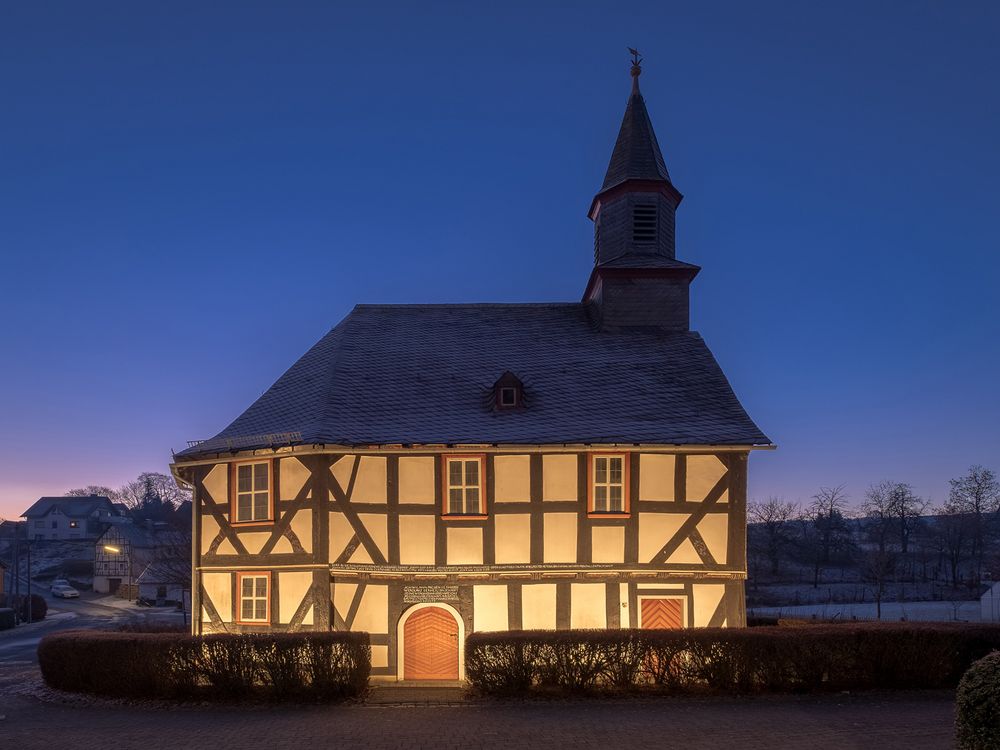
[0,678,956,750]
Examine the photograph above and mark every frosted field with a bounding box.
[749,600,983,623]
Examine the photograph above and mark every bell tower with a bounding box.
[584,52,700,332]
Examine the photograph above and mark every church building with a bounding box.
[172,60,770,681]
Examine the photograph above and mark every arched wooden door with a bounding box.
[403,606,460,680]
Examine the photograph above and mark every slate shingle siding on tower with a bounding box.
[594,191,678,264]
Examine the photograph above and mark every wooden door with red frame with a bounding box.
[403,606,460,680]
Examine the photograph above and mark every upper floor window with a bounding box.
[236,572,270,624]
[590,453,629,515]
[34,520,44,528]
[632,203,657,244]
[443,455,486,517]
[232,461,271,524]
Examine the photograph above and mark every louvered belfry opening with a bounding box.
[632,203,657,244]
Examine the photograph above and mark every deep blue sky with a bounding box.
[2,1,998,518]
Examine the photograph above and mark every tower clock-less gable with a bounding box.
[172,60,771,681]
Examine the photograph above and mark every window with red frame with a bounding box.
[591,455,626,513]
[445,457,484,515]
[238,574,269,623]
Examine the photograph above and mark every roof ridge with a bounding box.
[353,302,582,310]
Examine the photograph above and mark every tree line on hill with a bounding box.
[66,471,191,530]
[748,465,1000,616]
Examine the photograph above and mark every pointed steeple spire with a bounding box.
[582,53,699,333]
[600,52,673,191]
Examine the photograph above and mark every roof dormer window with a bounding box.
[492,371,524,410]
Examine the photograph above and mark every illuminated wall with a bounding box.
[184,448,750,678]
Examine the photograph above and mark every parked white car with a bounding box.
[50,578,70,591]
[51,584,80,599]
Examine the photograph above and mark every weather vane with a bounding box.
[628,47,642,67]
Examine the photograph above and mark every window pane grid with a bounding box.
[235,462,270,522]
[445,458,483,515]
[239,575,269,623]
[592,456,625,513]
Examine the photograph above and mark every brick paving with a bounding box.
[0,680,955,750]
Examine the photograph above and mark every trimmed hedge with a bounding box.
[38,630,370,700]
[956,651,1000,750]
[0,593,47,622]
[466,624,1000,695]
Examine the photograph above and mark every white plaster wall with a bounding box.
[494,455,530,502]
[521,584,557,630]
[473,585,509,632]
[542,455,577,501]
[571,583,606,629]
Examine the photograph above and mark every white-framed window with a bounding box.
[237,573,270,624]
[591,454,627,514]
[233,461,271,523]
[444,456,485,516]
[499,386,518,407]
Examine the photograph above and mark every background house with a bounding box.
[94,523,189,598]
[136,560,187,605]
[21,495,119,540]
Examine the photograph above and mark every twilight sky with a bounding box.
[1,1,998,519]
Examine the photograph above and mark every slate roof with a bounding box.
[601,80,673,192]
[103,523,187,549]
[22,495,115,519]
[136,560,188,585]
[178,303,769,459]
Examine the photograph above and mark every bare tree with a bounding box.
[861,481,903,619]
[748,497,799,577]
[948,465,1000,586]
[933,503,971,589]
[799,485,852,588]
[889,483,928,556]
[810,485,851,565]
[117,472,192,512]
[65,485,118,499]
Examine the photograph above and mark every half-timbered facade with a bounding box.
[172,61,770,681]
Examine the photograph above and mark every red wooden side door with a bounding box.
[640,598,684,629]
[403,606,459,680]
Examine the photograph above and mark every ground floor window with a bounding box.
[236,572,270,624]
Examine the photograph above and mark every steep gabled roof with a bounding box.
[177,303,769,458]
[601,70,673,192]
[22,495,114,519]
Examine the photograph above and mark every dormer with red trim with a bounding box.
[584,53,700,332]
